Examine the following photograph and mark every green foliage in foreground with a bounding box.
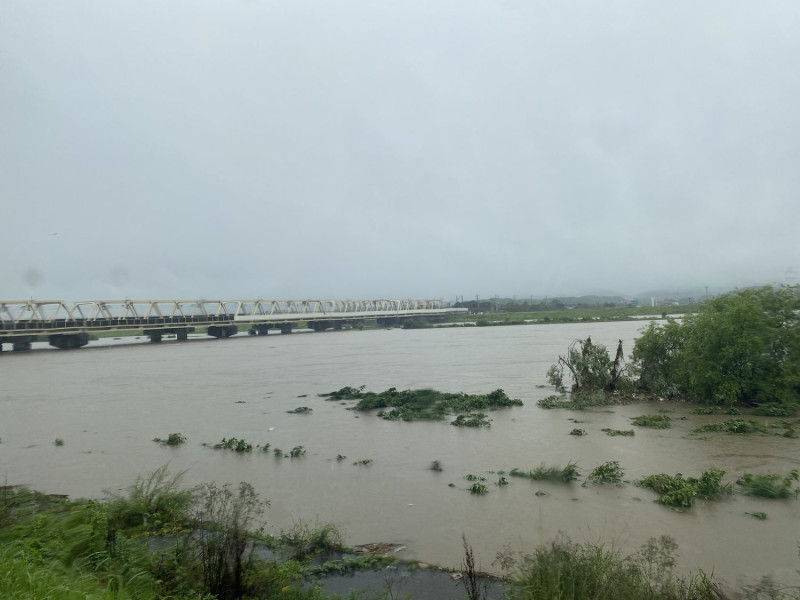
[632,286,800,406]
[636,469,731,508]
[320,386,522,421]
[509,462,580,483]
[505,535,726,600]
[0,471,345,600]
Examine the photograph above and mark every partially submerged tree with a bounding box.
[546,337,631,394]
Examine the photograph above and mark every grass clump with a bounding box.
[737,470,799,499]
[692,419,767,434]
[153,432,186,446]
[429,460,443,472]
[746,511,768,520]
[692,406,718,415]
[537,390,621,410]
[631,415,672,429]
[353,458,373,466]
[289,445,306,458]
[288,406,313,414]
[751,404,797,417]
[588,461,624,484]
[504,535,725,600]
[321,386,521,422]
[280,519,345,560]
[637,469,730,508]
[569,428,587,436]
[602,428,634,436]
[509,462,580,483]
[54,438,64,446]
[451,412,491,427]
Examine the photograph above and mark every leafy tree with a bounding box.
[630,319,686,397]
[546,337,631,394]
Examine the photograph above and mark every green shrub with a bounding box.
[637,469,731,508]
[469,483,488,495]
[588,461,624,484]
[569,428,587,436]
[631,415,672,429]
[321,386,521,422]
[692,420,766,434]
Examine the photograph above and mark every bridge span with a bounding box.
[0,299,466,351]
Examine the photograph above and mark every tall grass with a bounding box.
[505,536,725,600]
[509,462,580,483]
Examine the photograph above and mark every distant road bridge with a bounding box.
[0,299,466,351]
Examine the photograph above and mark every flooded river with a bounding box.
[1,321,798,592]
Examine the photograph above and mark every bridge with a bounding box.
[0,299,466,351]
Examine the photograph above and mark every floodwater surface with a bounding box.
[1,322,798,592]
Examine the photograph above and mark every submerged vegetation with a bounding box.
[320,386,522,422]
[154,432,187,446]
[451,412,492,427]
[636,469,731,508]
[631,415,672,429]
[602,428,634,436]
[692,420,767,435]
[737,470,800,499]
[509,462,580,483]
[588,461,624,484]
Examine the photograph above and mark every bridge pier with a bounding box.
[248,324,272,336]
[280,324,293,334]
[48,333,89,349]
[11,336,36,352]
[143,328,194,343]
[207,325,238,339]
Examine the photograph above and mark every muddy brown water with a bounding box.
[1,322,799,593]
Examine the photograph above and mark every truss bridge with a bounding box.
[0,299,465,351]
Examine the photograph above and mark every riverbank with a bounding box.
[2,321,798,594]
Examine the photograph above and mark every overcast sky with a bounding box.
[2,1,798,303]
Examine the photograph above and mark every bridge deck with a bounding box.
[0,299,465,338]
